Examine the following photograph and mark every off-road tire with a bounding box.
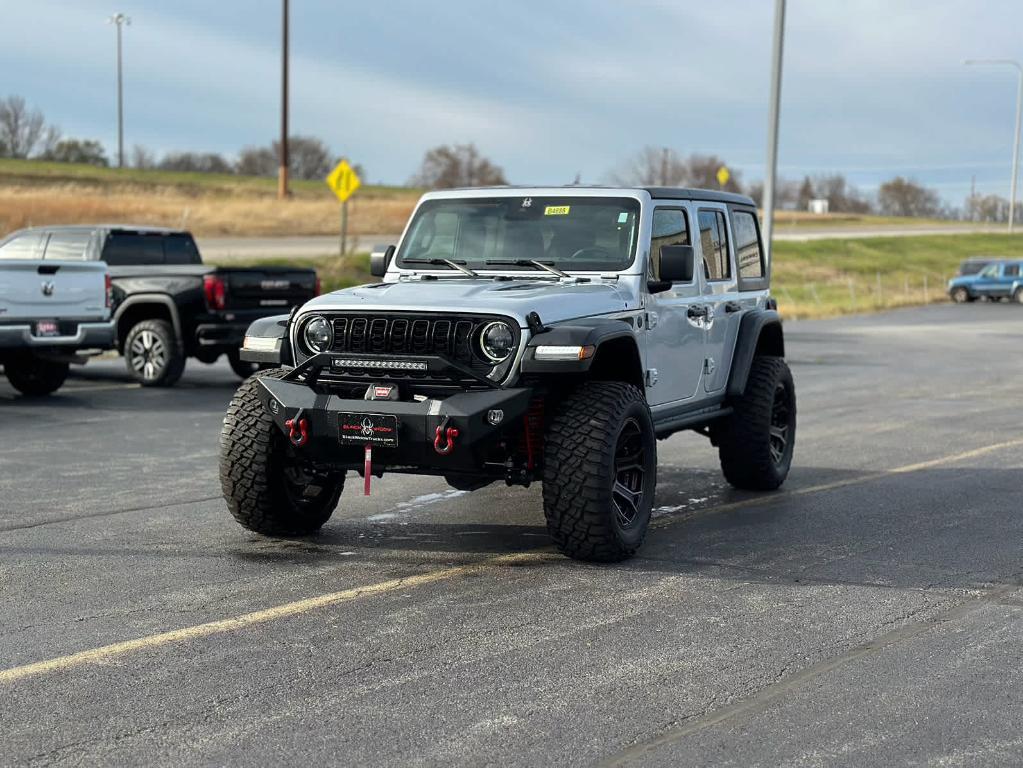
[1014,287,1023,304]
[124,319,185,387]
[717,356,796,491]
[4,353,69,397]
[951,287,973,304]
[542,381,656,562]
[227,348,262,379]
[220,367,343,535]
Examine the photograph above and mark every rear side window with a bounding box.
[1005,263,1020,278]
[697,210,731,281]
[164,234,201,265]
[732,211,765,281]
[0,232,45,259]
[103,233,166,266]
[649,208,689,281]
[44,232,91,260]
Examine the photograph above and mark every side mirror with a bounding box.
[659,245,695,284]
[370,244,395,278]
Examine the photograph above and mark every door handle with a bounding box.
[724,301,743,313]
[687,305,709,319]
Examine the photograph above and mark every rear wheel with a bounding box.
[717,356,796,491]
[542,382,656,562]
[124,319,185,387]
[220,368,344,535]
[4,353,69,397]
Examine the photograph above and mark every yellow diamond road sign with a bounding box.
[326,160,361,203]
[716,166,730,188]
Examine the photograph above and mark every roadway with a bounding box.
[1,303,1022,766]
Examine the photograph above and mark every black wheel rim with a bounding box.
[769,382,791,465]
[277,437,333,510]
[612,417,647,528]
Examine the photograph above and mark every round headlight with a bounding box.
[479,321,515,362]
[303,315,333,353]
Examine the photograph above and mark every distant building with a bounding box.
[808,198,829,215]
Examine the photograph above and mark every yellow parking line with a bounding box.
[2,437,1022,685]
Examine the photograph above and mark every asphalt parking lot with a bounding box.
[1,303,1022,767]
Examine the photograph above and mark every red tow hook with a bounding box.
[433,417,459,456]
[284,408,309,447]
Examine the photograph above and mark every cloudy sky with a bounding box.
[3,0,1022,203]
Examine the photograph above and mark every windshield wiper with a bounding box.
[403,257,479,278]
[484,259,571,279]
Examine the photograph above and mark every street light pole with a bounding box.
[964,59,1022,233]
[278,0,290,199]
[762,0,786,259]
[108,13,130,169]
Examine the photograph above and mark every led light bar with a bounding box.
[331,357,429,371]
[534,345,595,361]
[242,336,280,352]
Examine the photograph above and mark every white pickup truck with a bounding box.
[0,230,116,396]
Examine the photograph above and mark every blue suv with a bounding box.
[948,259,1023,303]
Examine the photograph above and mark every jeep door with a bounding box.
[973,263,1002,297]
[694,205,742,393]
[642,204,705,411]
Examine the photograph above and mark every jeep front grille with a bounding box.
[321,312,516,389]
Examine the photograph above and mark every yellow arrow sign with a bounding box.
[716,166,730,188]
[326,159,361,203]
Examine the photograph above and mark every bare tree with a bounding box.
[0,96,47,158]
[812,173,872,214]
[131,144,156,170]
[610,147,742,191]
[272,135,334,180]
[236,145,277,177]
[411,143,507,189]
[797,176,815,210]
[877,177,941,218]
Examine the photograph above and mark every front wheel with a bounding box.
[950,287,973,304]
[717,356,796,491]
[4,353,69,396]
[1014,287,1023,304]
[542,382,656,562]
[220,368,344,535]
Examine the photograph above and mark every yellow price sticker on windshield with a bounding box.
[544,205,571,216]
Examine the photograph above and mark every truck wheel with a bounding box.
[227,349,261,379]
[220,368,344,535]
[542,382,656,562]
[1014,287,1023,304]
[4,353,69,397]
[125,319,185,387]
[717,356,796,491]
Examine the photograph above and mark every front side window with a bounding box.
[732,211,764,280]
[979,264,1000,278]
[395,197,641,272]
[697,210,731,281]
[649,208,689,281]
[0,232,45,259]
[44,232,91,260]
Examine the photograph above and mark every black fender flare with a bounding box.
[521,317,641,382]
[238,313,293,365]
[114,294,183,345]
[726,309,785,398]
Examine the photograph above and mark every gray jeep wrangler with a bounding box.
[220,187,795,562]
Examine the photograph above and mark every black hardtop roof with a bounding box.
[643,187,756,206]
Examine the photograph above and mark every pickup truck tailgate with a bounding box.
[0,260,109,321]
[222,268,317,310]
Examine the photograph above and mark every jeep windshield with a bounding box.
[395,196,641,274]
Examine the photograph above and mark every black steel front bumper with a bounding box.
[256,375,532,473]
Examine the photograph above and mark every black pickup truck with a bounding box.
[3,225,318,385]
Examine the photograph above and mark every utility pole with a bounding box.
[964,59,1022,233]
[762,0,786,259]
[108,12,130,169]
[278,0,290,199]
